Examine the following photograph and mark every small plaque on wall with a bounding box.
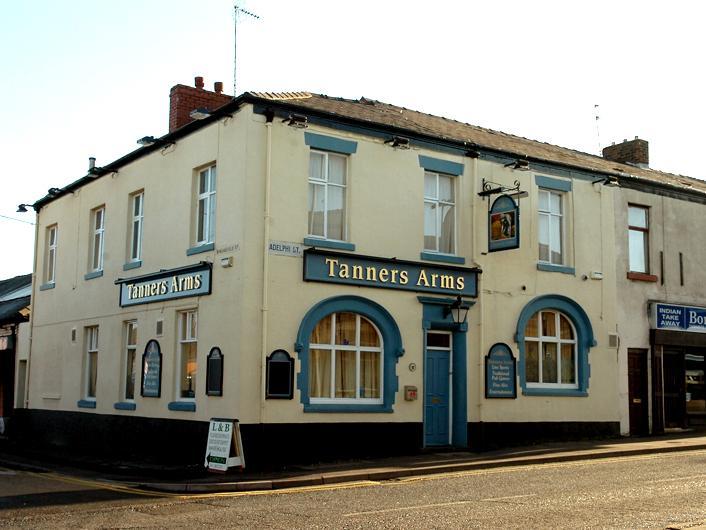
[485,343,517,398]
[488,195,519,252]
[141,340,162,398]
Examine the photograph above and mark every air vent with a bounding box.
[156,320,164,337]
[608,333,619,348]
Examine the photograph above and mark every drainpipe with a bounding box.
[471,156,485,427]
[25,208,40,409]
[260,112,274,423]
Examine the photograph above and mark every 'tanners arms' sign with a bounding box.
[116,262,212,307]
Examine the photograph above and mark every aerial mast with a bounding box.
[234,4,260,96]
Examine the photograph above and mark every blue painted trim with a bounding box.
[535,175,572,192]
[168,401,196,412]
[418,155,464,176]
[303,237,355,251]
[39,282,55,291]
[113,401,136,411]
[123,260,142,271]
[515,294,594,396]
[522,388,589,397]
[77,399,96,409]
[304,132,358,154]
[295,295,404,413]
[84,270,103,281]
[536,263,576,275]
[420,252,466,265]
[186,242,214,256]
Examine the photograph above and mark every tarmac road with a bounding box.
[1,449,706,529]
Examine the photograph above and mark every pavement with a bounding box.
[2,429,706,495]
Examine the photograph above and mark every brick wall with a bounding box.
[169,77,232,132]
[602,137,649,167]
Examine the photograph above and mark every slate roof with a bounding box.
[249,92,706,196]
[0,274,32,299]
[0,274,31,324]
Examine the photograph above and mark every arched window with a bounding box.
[309,312,383,403]
[516,295,594,396]
[296,295,404,412]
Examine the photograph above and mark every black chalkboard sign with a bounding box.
[206,347,224,396]
[485,343,517,398]
[266,350,293,399]
[141,340,162,398]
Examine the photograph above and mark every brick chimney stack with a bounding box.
[602,137,649,168]
[169,76,232,132]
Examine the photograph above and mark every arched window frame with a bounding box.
[515,295,595,397]
[295,295,404,412]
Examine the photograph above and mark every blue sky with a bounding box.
[1,0,704,278]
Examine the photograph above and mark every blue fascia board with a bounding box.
[186,242,215,256]
[535,175,572,192]
[123,260,142,271]
[303,237,355,251]
[39,282,55,291]
[304,132,358,154]
[537,263,576,275]
[522,388,589,397]
[84,270,103,281]
[113,401,137,411]
[418,155,464,176]
[168,401,196,412]
[77,399,96,409]
[420,251,466,265]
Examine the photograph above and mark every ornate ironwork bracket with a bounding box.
[478,179,521,198]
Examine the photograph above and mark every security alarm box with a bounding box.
[404,386,418,401]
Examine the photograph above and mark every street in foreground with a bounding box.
[1,450,705,529]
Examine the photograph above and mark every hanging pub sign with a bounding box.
[141,340,162,398]
[488,195,520,252]
[116,262,212,307]
[485,343,517,398]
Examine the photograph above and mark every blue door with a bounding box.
[424,332,451,446]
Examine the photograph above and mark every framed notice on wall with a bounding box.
[141,340,162,398]
[485,343,517,398]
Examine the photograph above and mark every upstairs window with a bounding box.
[628,205,649,273]
[129,192,144,262]
[538,190,563,265]
[90,207,105,272]
[424,171,456,254]
[45,225,57,284]
[308,150,347,241]
[196,166,216,245]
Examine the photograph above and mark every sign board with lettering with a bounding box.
[269,240,304,258]
[141,340,162,398]
[303,249,479,297]
[654,303,706,333]
[204,418,245,472]
[116,263,212,307]
[485,343,516,398]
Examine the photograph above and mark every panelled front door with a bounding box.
[628,349,649,436]
[424,331,452,446]
[663,348,686,428]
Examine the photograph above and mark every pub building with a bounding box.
[13,79,706,469]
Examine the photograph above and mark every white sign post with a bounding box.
[204,418,245,472]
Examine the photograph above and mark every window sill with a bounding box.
[123,260,142,271]
[522,388,588,397]
[304,403,392,413]
[114,401,136,411]
[537,263,575,275]
[39,282,55,291]
[303,237,355,252]
[420,251,466,265]
[627,271,658,282]
[84,270,104,281]
[77,399,97,408]
[168,401,196,412]
[186,242,214,256]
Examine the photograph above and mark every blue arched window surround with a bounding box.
[295,295,404,412]
[515,294,595,397]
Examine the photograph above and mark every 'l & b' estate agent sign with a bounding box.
[654,303,706,333]
[303,249,479,297]
[116,262,212,307]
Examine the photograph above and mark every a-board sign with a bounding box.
[204,418,245,472]
[485,343,517,398]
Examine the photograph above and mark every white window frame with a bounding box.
[538,189,564,265]
[177,310,198,400]
[85,326,99,400]
[195,166,216,245]
[45,225,57,284]
[307,150,348,242]
[309,313,383,405]
[628,204,649,273]
[423,170,456,254]
[524,310,577,390]
[123,321,137,401]
[90,206,105,272]
[129,192,144,262]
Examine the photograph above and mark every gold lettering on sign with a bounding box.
[366,266,377,282]
[440,275,455,289]
[338,263,350,279]
[325,258,339,277]
[456,277,465,290]
[417,269,429,287]
[399,271,409,285]
[378,268,389,283]
[352,265,363,280]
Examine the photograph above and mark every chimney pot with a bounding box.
[195,76,204,89]
[214,81,223,94]
[88,157,96,171]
